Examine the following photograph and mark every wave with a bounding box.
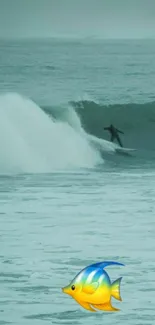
[44,100,155,150]
[2,93,154,174]
[0,93,109,174]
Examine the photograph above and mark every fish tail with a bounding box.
[111,277,122,301]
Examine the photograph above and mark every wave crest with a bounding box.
[0,93,103,174]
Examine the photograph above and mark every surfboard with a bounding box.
[115,147,137,156]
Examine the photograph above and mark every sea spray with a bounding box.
[0,93,103,173]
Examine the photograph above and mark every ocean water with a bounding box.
[0,38,155,324]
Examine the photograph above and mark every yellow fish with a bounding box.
[62,261,124,312]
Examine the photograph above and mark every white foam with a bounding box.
[0,93,103,174]
[88,134,117,152]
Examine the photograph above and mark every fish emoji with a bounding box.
[62,261,124,312]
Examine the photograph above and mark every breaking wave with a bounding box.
[0,93,113,174]
[1,93,154,174]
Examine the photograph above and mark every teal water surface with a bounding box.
[1,38,155,324]
[0,168,155,324]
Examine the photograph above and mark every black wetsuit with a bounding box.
[104,124,124,147]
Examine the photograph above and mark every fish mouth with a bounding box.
[62,286,70,295]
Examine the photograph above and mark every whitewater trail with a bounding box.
[87,134,117,152]
[0,93,117,174]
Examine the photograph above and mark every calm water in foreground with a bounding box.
[1,166,155,325]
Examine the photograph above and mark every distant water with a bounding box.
[0,39,155,324]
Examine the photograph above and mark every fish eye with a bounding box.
[71,285,75,290]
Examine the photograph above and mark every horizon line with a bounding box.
[0,36,155,41]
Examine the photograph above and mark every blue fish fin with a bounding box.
[89,261,124,269]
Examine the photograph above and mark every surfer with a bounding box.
[104,124,124,147]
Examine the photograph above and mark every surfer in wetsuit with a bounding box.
[104,124,124,147]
